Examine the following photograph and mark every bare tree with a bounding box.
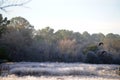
[0,0,31,12]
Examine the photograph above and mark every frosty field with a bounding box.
[0,62,120,80]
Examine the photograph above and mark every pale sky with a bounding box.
[2,0,120,34]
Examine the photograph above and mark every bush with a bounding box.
[97,51,113,64]
[85,51,99,64]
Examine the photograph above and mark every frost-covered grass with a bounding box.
[0,75,119,80]
[0,62,120,80]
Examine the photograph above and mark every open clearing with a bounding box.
[0,62,119,80]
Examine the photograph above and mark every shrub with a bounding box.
[85,51,99,64]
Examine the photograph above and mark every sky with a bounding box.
[1,0,120,34]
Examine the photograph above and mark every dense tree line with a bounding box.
[0,14,120,64]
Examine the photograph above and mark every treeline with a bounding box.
[0,14,120,64]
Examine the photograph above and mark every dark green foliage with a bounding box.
[0,14,10,37]
[0,14,10,63]
[0,47,8,59]
[85,51,99,64]
[97,51,113,64]
[83,45,98,54]
[113,56,120,64]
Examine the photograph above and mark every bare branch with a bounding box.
[0,0,31,12]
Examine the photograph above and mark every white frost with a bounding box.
[0,62,119,80]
